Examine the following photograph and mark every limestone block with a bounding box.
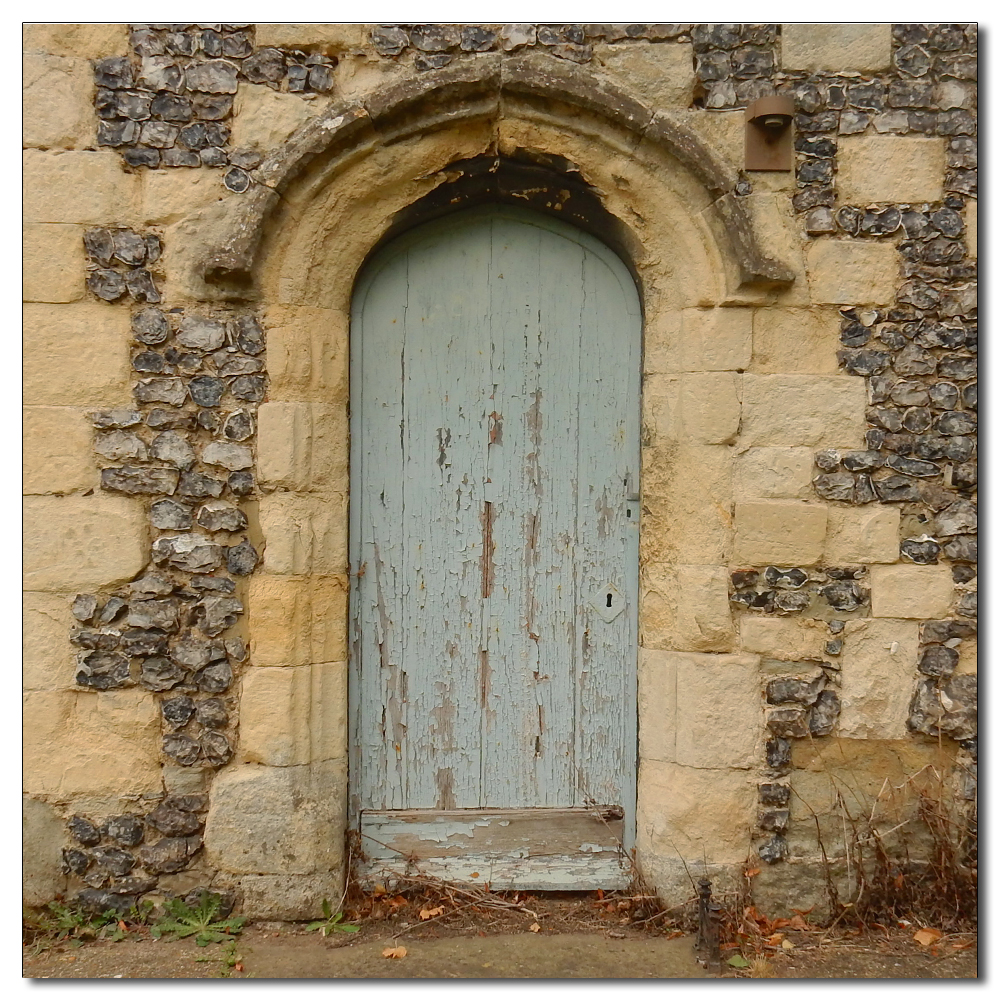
[639,649,760,768]
[254,23,371,50]
[596,41,695,110]
[641,445,733,564]
[23,689,161,798]
[838,136,945,205]
[680,307,752,372]
[257,402,348,492]
[734,447,815,501]
[780,23,891,73]
[825,506,900,564]
[23,224,85,303]
[966,200,977,259]
[22,22,129,59]
[231,84,318,154]
[744,192,805,272]
[870,564,954,619]
[805,241,899,306]
[258,493,348,575]
[204,760,345,875]
[23,494,147,592]
[23,796,68,906]
[681,373,741,444]
[23,149,139,225]
[23,407,96,494]
[640,564,736,653]
[839,618,919,739]
[248,574,349,666]
[24,303,131,406]
[239,662,347,767]
[142,168,230,227]
[23,54,94,148]
[645,371,742,445]
[685,109,744,175]
[955,638,977,675]
[637,648,677,762]
[733,501,827,565]
[738,616,831,660]
[740,375,868,448]
[789,737,954,860]
[637,759,756,864]
[262,304,349,403]
[238,873,346,921]
[24,592,76,690]
[751,308,841,375]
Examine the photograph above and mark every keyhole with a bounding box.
[606,593,613,607]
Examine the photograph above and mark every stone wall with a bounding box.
[23,22,976,919]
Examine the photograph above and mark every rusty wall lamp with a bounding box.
[744,95,794,171]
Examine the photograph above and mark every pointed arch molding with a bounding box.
[198,54,795,294]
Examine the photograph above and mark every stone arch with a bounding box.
[194,54,794,299]
[201,53,799,914]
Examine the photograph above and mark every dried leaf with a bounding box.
[790,904,815,916]
[234,963,244,972]
[529,922,541,933]
[789,915,809,931]
[765,933,784,947]
[470,872,480,878]
[953,941,974,950]
[914,928,942,947]
[382,946,407,959]
[781,939,795,951]
[727,955,750,968]
[419,906,445,920]
[744,868,761,879]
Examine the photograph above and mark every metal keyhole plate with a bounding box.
[592,582,625,623]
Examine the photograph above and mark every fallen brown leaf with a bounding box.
[529,922,541,933]
[382,946,407,959]
[234,963,244,972]
[744,868,761,878]
[419,906,445,920]
[953,941,974,950]
[914,928,943,947]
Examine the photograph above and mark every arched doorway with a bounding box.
[349,205,642,888]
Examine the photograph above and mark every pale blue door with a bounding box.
[349,206,641,887]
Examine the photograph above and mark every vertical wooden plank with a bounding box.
[485,218,582,806]
[399,226,491,808]
[574,248,642,809]
[351,250,410,810]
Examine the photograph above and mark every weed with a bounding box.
[306,898,361,937]
[150,891,245,947]
[23,901,133,954]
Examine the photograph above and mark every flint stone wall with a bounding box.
[23,22,975,921]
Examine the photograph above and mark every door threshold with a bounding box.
[356,807,630,891]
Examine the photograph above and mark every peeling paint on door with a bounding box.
[349,205,641,887]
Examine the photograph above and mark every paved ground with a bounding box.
[23,926,977,980]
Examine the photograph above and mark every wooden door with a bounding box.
[349,206,641,888]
